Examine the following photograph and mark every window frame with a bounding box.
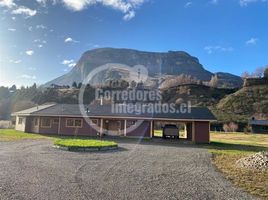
[90,119,98,126]
[18,117,23,125]
[53,118,59,124]
[41,118,52,128]
[34,118,39,126]
[65,118,83,128]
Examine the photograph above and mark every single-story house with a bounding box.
[249,119,268,134]
[12,104,216,143]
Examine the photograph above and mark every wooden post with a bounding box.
[38,116,41,133]
[100,118,103,139]
[57,117,61,135]
[124,119,127,136]
[184,123,187,139]
[192,121,196,142]
[150,120,153,138]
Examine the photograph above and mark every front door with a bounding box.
[106,120,122,136]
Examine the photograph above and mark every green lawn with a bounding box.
[0,129,50,141]
[54,139,117,148]
[209,132,268,199]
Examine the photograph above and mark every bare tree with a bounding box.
[252,67,265,78]
[223,122,238,132]
[264,67,268,78]
[241,71,250,79]
[229,122,238,132]
[223,124,229,132]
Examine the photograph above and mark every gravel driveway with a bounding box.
[0,139,257,200]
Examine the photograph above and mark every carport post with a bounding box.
[124,119,127,136]
[57,116,61,135]
[184,123,187,138]
[100,118,103,136]
[192,121,196,142]
[150,120,153,138]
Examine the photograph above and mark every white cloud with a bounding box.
[36,24,47,29]
[12,6,37,17]
[239,0,268,6]
[28,67,36,71]
[60,0,145,20]
[246,37,258,45]
[8,28,16,31]
[9,59,21,64]
[11,16,16,20]
[0,0,16,8]
[61,59,74,65]
[204,45,234,54]
[61,59,76,67]
[36,0,47,6]
[210,0,219,4]
[64,37,79,43]
[20,74,37,79]
[123,10,135,20]
[184,2,192,8]
[34,39,47,44]
[25,50,34,56]
[68,63,76,67]
[38,44,43,48]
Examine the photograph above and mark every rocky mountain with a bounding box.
[44,48,242,88]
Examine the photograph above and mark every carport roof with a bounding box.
[12,104,216,121]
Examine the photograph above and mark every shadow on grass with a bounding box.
[205,141,268,152]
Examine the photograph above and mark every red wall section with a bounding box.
[194,121,210,143]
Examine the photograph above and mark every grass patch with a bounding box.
[0,129,49,141]
[54,139,117,148]
[208,132,268,199]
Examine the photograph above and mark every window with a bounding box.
[127,120,136,127]
[262,126,268,131]
[66,119,74,127]
[53,118,59,124]
[75,119,82,127]
[18,117,23,124]
[34,118,39,126]
[90,119,98,126]
[66,118,83,128]
[41,118,51,128]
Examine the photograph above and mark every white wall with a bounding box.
[15,116,26,132]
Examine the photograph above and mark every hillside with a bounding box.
[161,84,237,107]
[43,48,243,88]
[214,85,268,123]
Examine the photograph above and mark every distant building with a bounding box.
[249,118,268,134]
[50,84,69,89]
[243,68,268,87]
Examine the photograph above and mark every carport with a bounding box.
[150,119,212,143]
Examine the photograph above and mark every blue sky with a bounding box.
[0,0,268,87]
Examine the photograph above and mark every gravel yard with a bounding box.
[0,139,258,200]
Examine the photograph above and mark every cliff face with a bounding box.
[44,48,213,86]
[43,48,242,88]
